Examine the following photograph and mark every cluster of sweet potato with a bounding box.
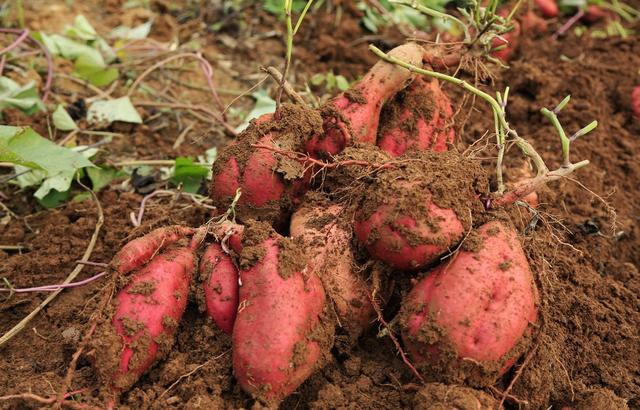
[93,43,539,407]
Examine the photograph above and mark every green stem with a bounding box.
[540,107,570,166]
[293,0,315,35]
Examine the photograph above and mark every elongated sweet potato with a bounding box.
[377,77,455,157]
[95,247,195,391]
[290,200,376,341]
[233,231,329,404]
[306,42,424,158]
[400,221,538,386]
[111,226,194,275]
[201,243,239,335]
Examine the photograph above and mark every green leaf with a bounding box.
[0,77,45,115]
[310,73,326,86]
[74,60,119,86]
[171,157,208,194]
[0,126,93,173]
[235,89,276,132]
[38,189,71,208]
[72,192,92,203]
[40,33,104,63]
[110,20,153,40]
[87,166,122,191]
[335,75,350,91]
[64,15,98,41]
[87,96,142,126]
[52,105,78,131]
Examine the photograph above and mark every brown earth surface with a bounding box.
[1,1,639,409]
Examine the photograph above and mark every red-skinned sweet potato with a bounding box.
[400,221,538,386]
[582,5,608,23]
[290,200,376,340]
[210,106,323,225]
[534,0,559,18]
[354,181,465,271]
[377,77,455,157]
[491,19,521,63]
[306,42,424,158]
[111,226,194,275]
[232,232,328,404]
[95,247,195,391]
[201,243,239,335]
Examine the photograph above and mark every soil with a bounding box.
[1,1,639,410]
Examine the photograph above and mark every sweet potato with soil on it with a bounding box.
[210,105,323,225]
[306,42,425,159]
[400,221,538,386]
[290,200,376,341]
[200,243,239,335]
[232,228,330,404]
[94,247,195,391]
[377,77,455,157]
[353,150,485,271]
[632,85,640,118]
[111,226,195,275]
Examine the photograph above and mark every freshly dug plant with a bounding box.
[377,77,455,157]
[290,196,376,341]
[210,105,323,225]
[200,243,239,335]
[632,85,640,118]
[232,224,330,404]
[400,221,538,386]
[534,0,559,18]
[111,226,194,275]
[353,149,485,271]
[94,247,195,391]
[306,42,425,158]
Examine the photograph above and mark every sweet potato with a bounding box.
[355,182,464,271]
[490,19,521,63]
[210,106,323,225]
[201,243,239,335]
[306,42,424,158]
[583,5,608,23]
[520,10,548,34]
[290,199,376,340]
[377,77,455,157]
[111,226,194,275]
[632,85,640,118]
[400,221,538,386]
[95,247,195,391]
[534,0,559,18]
[232,231,329,404]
